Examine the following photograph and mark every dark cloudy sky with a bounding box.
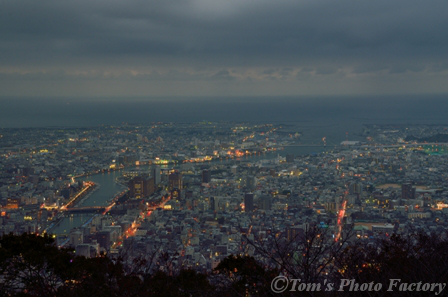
[1,0,448,97]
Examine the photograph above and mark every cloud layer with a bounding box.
[1,0,448,96]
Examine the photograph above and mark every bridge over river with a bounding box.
[62,206,106,214]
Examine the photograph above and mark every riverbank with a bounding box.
[50,145,331,237]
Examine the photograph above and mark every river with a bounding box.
[50,146,330,236]
[50,170,126,236]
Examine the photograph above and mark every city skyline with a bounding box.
[1,0,448,97]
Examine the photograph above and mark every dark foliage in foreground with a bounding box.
[1,231,448,296]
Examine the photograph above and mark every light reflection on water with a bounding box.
[51,214,89,235]
[51,170,126,236]
[50,146,328,236]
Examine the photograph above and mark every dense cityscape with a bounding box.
[1,122,448,295]
[3,0,448,295]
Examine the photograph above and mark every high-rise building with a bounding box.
[129,176,155,198]
[152,165,161,184]
[349,183,363,195]
[258,195,271,211]
[210,196,219,211]
[202,169,211,183]
[402,183,415,200]
[246,175,257,191]
[169,172,183,190]
[244,193,254,212]
[169,171,183,198]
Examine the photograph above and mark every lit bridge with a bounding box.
[62,206,106,214]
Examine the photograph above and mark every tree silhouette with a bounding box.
[3,230,448,297]
[0,233,76,296]
[243,222,355,284]
[333,231,448,296]
[213,255,278,296]
[143,269,214,297]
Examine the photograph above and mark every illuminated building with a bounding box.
[169,172,183,191]
[171,188,181,199]
[169,171,183,198]
[129,176,155,198]
[6,198,19,209]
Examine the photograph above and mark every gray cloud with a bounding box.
[1,0,448,96]
[3,1,448,62]
[210,69,236,81]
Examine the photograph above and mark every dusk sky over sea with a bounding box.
[2,0,448,98]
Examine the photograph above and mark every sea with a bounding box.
[1,94,448,145]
